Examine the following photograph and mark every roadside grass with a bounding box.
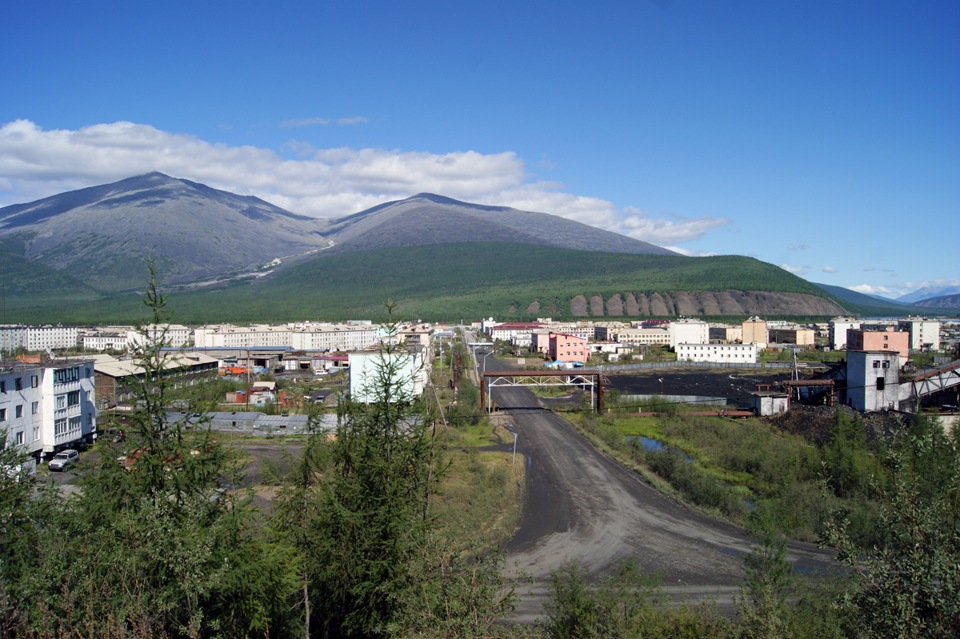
[432,448,525,550]
[569,409,836,539]
[441,416,515,447]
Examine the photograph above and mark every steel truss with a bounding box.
[481,369,604,413]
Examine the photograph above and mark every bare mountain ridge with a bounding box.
[0,173,332,292]
[914,293,960,309]
[0,173,676,294]
[325,192,677,256]
[0,174,856,320]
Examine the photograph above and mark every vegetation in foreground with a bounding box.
[2,277,957,636]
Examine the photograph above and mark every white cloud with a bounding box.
[337,116,368,126]
[787,244,806,251]
[822,265,838,273]
[616,207,729,244]
[780,263,808,275]
[281,117,332,128]
[0,119,729,250]
[666,246,717,257]
[850,284,899,297]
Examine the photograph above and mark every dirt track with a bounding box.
[497,384,835,623]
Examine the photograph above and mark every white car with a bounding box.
[48,449,80,472]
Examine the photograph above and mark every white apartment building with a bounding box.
[348,348,428,403]
[676,343,758,364]
[193,324,293,348]
[80,329,130,352]
[289,324,379,351]
[1,359,97,458]
[194,323,379,352]
[829,317,862,350]
[0,325,28,354]
[669,319,710,349]
[0,325,81,353]
[898,317,941,351]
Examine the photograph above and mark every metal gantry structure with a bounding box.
[481,369,605,413]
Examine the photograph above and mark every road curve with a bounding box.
[495,385,835,623]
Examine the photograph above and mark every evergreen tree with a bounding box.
[11,268,299,638]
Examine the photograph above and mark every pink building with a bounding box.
[846,328,909,361]
[548,332,589,364]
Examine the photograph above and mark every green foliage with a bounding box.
[543,560,729,639]
[5,268,301,638]
[736,529,793,639]
[277,310,514,638]
[10,243,836,324]
[825,414,960,638]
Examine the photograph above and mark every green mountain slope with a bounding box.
[11,243,846,324]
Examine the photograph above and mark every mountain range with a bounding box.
[0,173,952,323]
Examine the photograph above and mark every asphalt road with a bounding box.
[495,384,836,623]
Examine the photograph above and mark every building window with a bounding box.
[15,378,22,391]
[31,401,38,415]
[0,380,5,393]
[0,408,6,421]
[15,405,22,418]
[15,431,23,445]
[31,375,38,388]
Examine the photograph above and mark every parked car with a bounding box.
[48,449,80,472]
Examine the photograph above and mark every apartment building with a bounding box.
[1,325,80,353]
[676,343,758,364]
[829,317,862,350]
[1,358,97,458]
[348,346,428,403]
[669,319,710,349]
[898,317,941,351]
[616,327,670,347]
[846,327,910,362]
[742,317,768,348]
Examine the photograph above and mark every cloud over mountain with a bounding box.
[0,119,727,247]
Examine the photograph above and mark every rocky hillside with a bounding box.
[566,290,845,317]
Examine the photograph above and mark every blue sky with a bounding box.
[1,1,957,299]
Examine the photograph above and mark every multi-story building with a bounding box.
[742,317,768,348]
[829,317,862,350]
[194,322,379,352]
[548,333,589,364]
[1,358,97,459]
[898,317,941,351]
[846,327,910,362]
[676,343,758,364]
[768,327,816,346]
[616,327,670,347]
[669,319,710,349]
[193,324,293,349]
[80,328,131,352]
[288,323,379,352]
[1,325,81,353]
[845,350,901,412]
[487,322,544,343]
[0,325,28,354]
[348,346,428,403]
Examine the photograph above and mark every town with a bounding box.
[3,314,958,468]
